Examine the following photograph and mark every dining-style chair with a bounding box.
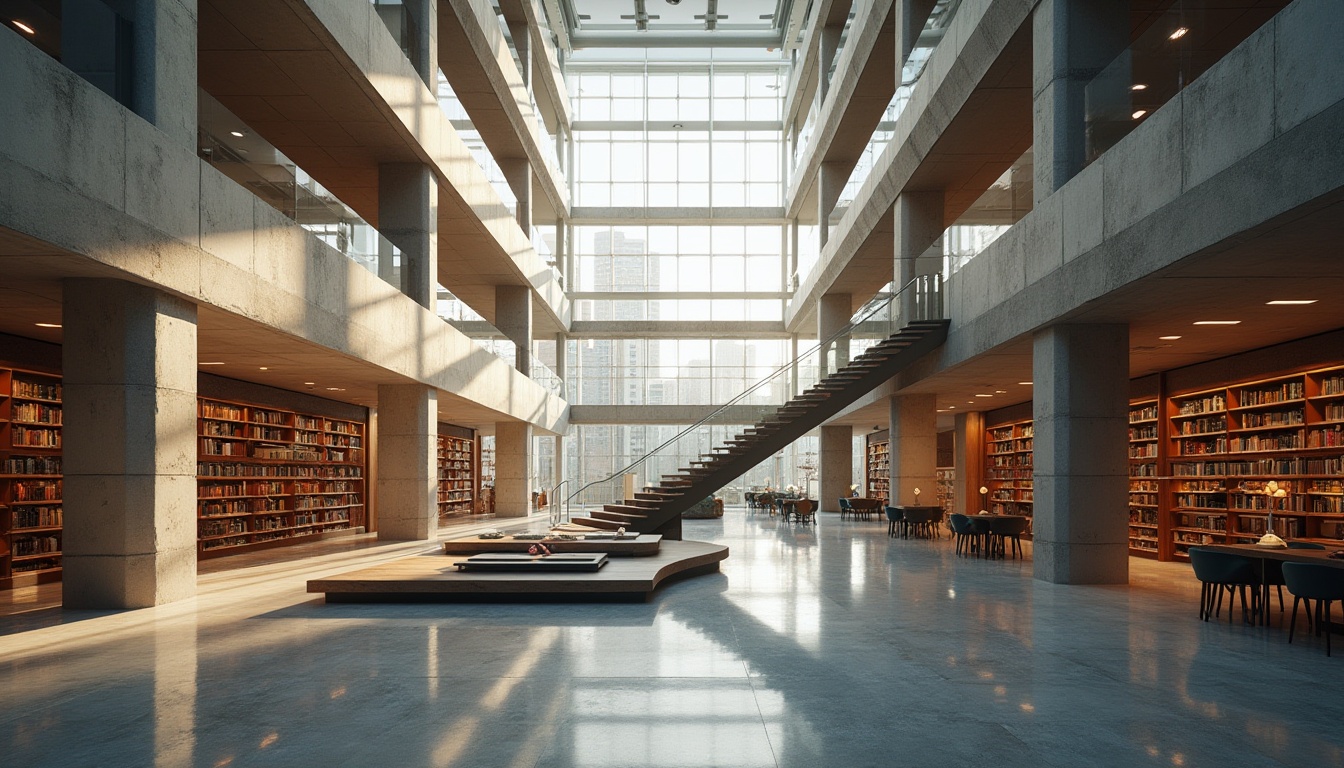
[988,516,1028,559]
[965,516,991,558]
[884,506,903,538]
[1287,541,1327,550]
[794,499,816,525]
[948,514,974,556]
[1282,562,1344,656]
[1187,547,1260,624]
[838,497,853,520]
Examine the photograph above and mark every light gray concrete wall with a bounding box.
[132,0,198,149]
[1032,324,1129,584]
[0,27,568,434]
[376,384,439,540]
[379,163,438,309]
[939,0,1344,371]
[61,279,198,609]
[888,393,937,506]
[818,292,851,376]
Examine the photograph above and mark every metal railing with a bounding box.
[563,275,944,512]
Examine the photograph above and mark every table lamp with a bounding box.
[979,485,989,515]
[1256,480,1289,548]
[913,487,921,504]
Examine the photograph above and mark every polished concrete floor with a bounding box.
[1,512,1341,767]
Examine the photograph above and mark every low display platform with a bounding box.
[441,534,662,557]
[453,553,609,572]
[308,540,728,602]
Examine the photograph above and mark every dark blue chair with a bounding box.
[1288,541,1327,550]
[884,506,903,537]
[948,514,974,556]
[838,497,853,520]
[1282,562,1344,656]
[1188,547,1259,624]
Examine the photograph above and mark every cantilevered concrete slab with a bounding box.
[198,0,569,333]
[782,0,856,139]
[787,0,1034,329]
[498,0,572,136]
[439,0,569,221]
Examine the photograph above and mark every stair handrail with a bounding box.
[563,275,943,507]
[547,479,570,526]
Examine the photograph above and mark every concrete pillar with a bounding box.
[378,163,438,309]
[897,0,938,68]
[61,279,198,609]
[817,161,846,250]
[894,191,944,318]
[554,332,567,386]
[1032,0,1130,203]
[819,425,852,512]
[553,435,565,510]
[61,0,197,147]
[509,21,532,90]
[496,285,532,376]
[817,292,851,377]
[406,0,438,88]
[495,421,532,517]
[952,411,985,516]
[817,25,842,106]
[554,217,567,282]
[1032,324,1130,584]
[888,394,937,507]
[375,384,437,540]
[501,158,533,234]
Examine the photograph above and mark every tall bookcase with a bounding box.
[197,397,366,558]
[984,418,1034,520]
[437,431,477,521]
[865,432,889,503]
[1164,366,1344,558]
[0,367,63,589]
[1127,400,1160,557]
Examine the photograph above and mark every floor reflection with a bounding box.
[1,512,1342,766]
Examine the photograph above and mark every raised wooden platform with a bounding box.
[308,540,728,602]
[441,534,662,557]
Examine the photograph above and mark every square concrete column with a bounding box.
[554,332,567,387]
[819,425,852,512]
[508,21,532,90]
[500,158,533,234]
[1032,0,1130,203]
[375,384,437,540]
[378,163,438,309]
[952,411,985,516]
[888,394,937,507]
[61,0,197,148]
[496,284,533,376]
[1032,324,1130,584]
[894,191,944,319]
[406,0,438,88]
[817,292,850,377]
[817,25,842,106]
[495,422,532,518]
[897,0,938,68]
[818,161,846,250]
[61,279,198,609]
[554,219,567,287]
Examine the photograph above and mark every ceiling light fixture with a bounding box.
[34,322,61,328]
[1018,381,1032,386]
[1130,83,1148,91]
[12,20,35,35]
[975,394,994,398]
[199,362,225,366]
[229,130,245,138]
[1193,320,1241,325]
[1159,335,1182,340]
[1169,26,1189,41]
[994,390,1007,394]
[1132,109,1148,120]
[259,366,269,370]
[304,381,315,385]
[1266,300,1318,305]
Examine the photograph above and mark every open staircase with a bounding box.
[568,310,950,539]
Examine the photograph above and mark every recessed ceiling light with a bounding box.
[230,130,245,138]
[326,387,345,391]
[1169,26,1189,41]
[975,394,994,398]
[1193,320,1240,325]
[1159,335,1182,340]
[1018,381,1032,386]
[1130,83,1148,91]
[947,405,955,409]
[199,362,225,366]
[304,382,316,385]
[1131,109,1148,120]
[994,390,1007,394]
[12,20,35,35]
[1266,300,1317,305]
[967,401,975,404]
[34,322,61,328]
[259,366,269,370]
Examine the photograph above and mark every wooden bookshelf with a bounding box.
[1128,400,1160,558]
[197,397,366,558]
[935,467,954,516]
[1164,366,1344,559]
[437,428,477,521]
[865,432,889,503]
[0,367,63,589]
[984,417,1034,523]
